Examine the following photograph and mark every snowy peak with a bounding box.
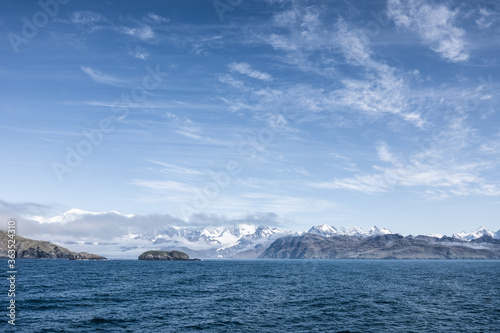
[307,224,338,237]
[367,226,393,236]
[307,224,394,237]
[340,226,365,236]
[452,227,496,241]
[199,224,285,242]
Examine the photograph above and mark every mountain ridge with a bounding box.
[259,233,500,260]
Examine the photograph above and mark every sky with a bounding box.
[1,0,500,239]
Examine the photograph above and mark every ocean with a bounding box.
[3,259,500,332]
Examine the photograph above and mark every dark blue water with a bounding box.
[2,259,499,332]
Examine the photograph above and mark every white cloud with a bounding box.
[80,67,125,86]
[121,25,155,40]
[148,160,204,176]
[292,167,311,176]
[309,137,500,198]
[175,130,204,140]
[30,208,134,224]
[174,130,226,145]
[229,62,272,81]
[132,179,198,194]
[237,192,337,215]
[218,74,245,88]
[70,11,104,25]
[309,174,389,193]
[230,9,425,128]
[330,153,359,171]
[245,9,426,127]
[377,142,400,165]
[16,210,182,242]
[309,162,487,195]
[388,0,469,62]
[10,207,290,244]
[146,12,170,24]
[476,8,497,29]
[273,8,298,27]
[335,19,372,67]
[264,5,336,75]
[129,46,149,60]
[330,18,424,127]
[479,134,500,153]
[331,73,423,126]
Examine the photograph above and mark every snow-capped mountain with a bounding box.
[307,224,339,237]
[307,224,393,237]
[452,227,499,241]
[128,224,292,258]
[366,226,393,236]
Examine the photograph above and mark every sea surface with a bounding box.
[2,259,500,332]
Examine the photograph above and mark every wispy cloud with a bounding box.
[81,67,125,86]
[292,167,311,176]
[0,199,53,218]
[376,142,401,165]
[175,130,205,141]
[388,0,469,63]
[309,137,500,198]
[330,153,359,172]
[330,18,424,127]
[476,7,498,29]
[229,62,272,81]
[121,25,155,40]
[129,46,149,60]
[70,101,178,109]
[228,10,425,128]
[132,179,198,193]
[479,133,500,153]
[173,130,228,146]
[70,11,105,25]
[146,13,170,24]
[218,74,245,88]
[238,192,337,216]
[265,5,335,75]
[148,160,205,176]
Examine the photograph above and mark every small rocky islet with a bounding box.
[138,250,201,261]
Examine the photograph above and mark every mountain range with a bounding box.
[23,208,500,258]
[452,227,500,241]
[51,222,500,259]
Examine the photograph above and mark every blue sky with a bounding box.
[1,0,500,236]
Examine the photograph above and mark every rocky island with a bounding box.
[138,250,200,261]
[0,230,106,260]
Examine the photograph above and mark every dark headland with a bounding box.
[259,233,500,259]
[0,230,106,260]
